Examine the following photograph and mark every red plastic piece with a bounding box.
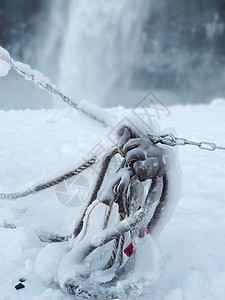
[123,243,133,257]
[123,228,151,257]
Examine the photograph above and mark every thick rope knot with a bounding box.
[68,126,171,274]
[117,126,170,181]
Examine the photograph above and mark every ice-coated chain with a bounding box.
[147,133,225,151]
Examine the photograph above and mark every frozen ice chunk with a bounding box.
[0,46,11,76]
[35,243,68,285]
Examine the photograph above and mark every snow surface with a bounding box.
[0,99,225,299]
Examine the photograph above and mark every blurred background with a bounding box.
[0,0,224,110]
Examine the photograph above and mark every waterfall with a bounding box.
[56,0,150,107]
[1,0,223,110]
[38,0,69,83]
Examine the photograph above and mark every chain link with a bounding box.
[147,133,225,151]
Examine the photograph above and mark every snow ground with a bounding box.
[0,99,224,300]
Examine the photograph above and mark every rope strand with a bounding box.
[0,52,109,127]
[0,157,96,200]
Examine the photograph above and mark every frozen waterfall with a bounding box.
[55,0,150,107]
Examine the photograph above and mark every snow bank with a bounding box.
[31,288,63,300]
[0,101,224,300]
[35,242,68,285]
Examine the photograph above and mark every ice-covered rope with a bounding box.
[62,176,165,299]
[0,48,113,128]
[64,177,162,274]
[95,176,164,263]
[0,157,96,200]
[103,190,127,270]
[147,174,168,232]
[73,147,118,237]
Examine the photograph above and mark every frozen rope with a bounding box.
[0,51,109,127]
[104,191,127,270]
[147,173,169,232]
[65,177,162,269]
[3,222,71,243]
[73,147,118,237]
[0,157,96,200]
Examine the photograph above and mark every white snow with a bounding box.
[0,46,11,76]
[0,99,225,299]
[77,99,117,128]
[122,234,161,293]
[13,61,52,86]
[34,242,68,285]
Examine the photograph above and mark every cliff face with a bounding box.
[132,0,225,101]
[0,0,47,60]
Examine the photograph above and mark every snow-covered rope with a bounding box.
[0,46,114,127]
[78,177,161,260]
[0,51,78,107]
[0,157,96,200]
[147,174,168,231]
[61,177,163,298]
[73,147,118,237]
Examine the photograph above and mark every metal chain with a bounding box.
[147,132,225,151]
